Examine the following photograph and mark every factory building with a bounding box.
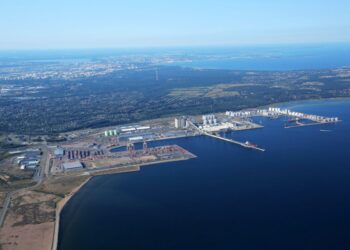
[25,164,38,170]
[226,110,254,117]
[62,161,83,170]
[136,126,151,131]
[119,125,151,133]
[128,136,144,143]
[54,148,64,157]
[18,149,41,170]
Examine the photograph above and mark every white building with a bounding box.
[202,114,217,125]
[174,118,180,128]
[175,117,187,129]
[63,161,83,170]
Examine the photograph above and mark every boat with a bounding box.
[245,141,258,147]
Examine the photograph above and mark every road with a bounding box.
[0,144,50,227]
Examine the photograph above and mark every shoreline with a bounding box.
[51,176,91,250]
[257,96,350,110]
[2,97,346,250]
[51,153,196,250]
[51,97,347,249]
[51,165,140,250]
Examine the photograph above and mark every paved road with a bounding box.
[0,144,49,227]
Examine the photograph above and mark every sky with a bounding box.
[0,0,350,49]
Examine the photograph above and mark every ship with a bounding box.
[245,141,258,147]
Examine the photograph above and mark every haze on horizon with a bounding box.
[1,0,350,50]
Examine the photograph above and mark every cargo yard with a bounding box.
[50,143,195,174]
[46,119,198,176]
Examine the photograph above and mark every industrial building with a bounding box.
[17,149,41,170]
[202,114,217,126]
[226,107,339,124]
[175,116,188,129]
[54,147,64,157]
[267,107,339,123]
[62,161,83,170]
[104,129,118,137]
[128,136,144,143]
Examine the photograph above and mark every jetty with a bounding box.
[203,132,265,152]
[187,120,265,152]
[285,120,340,129]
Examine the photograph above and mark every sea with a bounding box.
[2,43,350,71]
[166,44,350,70]
[58,98,350,250]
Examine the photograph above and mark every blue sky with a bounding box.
[1,0,350,49]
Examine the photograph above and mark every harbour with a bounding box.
[58,99,350,250]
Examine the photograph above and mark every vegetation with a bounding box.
[1,66,350,135]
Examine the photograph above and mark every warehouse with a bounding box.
[62,161,83,170]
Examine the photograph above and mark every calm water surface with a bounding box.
[58,99,350,250]
[169,44,350,70]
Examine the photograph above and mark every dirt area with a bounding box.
[0,158,34,193]
[35,175,89,197]
[91,165,140,176]
[90,157,132,168]
[0,175,89,250]
[0,214,54,250]
[0,190,58,250]
[138,155,157,162]
[0,192,7,208]
[89,155,157,169]
[168,83,262,99]
[0,147,187,249]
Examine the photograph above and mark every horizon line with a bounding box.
[1,41,350,52]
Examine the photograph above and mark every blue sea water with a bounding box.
[2,44,350,71]
[167,44,350,70]
[58,99,350,250]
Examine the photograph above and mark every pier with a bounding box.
[284,120,340,129]
[188,120,265,152]
[203,132,265,152]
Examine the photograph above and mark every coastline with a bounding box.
[257,96,350,110]
[51,176,91,250]
[1,97,347,250]
[51,97,347,250]
[51,165,140,250]
[51,154,196,250]
[55,98,350,250]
